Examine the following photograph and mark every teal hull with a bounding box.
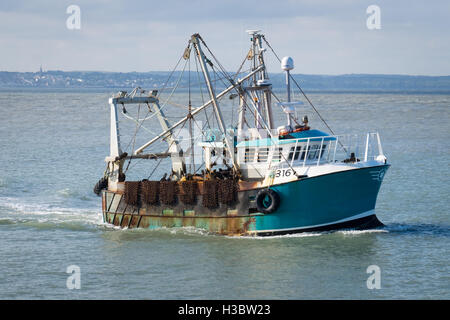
[252,165,390,235]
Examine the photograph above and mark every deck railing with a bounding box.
[238,132,385,168]
[289,132,384,167]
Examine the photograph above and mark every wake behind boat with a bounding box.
[95,31,389,236]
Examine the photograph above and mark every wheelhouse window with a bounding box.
[300,145,309,160]
[299,143,327,161]
[320,144,328,158]
[257,147,269,162]
[308,145,320,160]
[288,146,302,161]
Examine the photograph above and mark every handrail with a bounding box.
[317,137,324,166]
[237,132,385,167]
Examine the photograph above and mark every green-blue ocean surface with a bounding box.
[0,90,448,299]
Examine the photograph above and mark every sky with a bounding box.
[0,0,449,75]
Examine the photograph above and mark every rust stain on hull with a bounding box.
[102,183,255,235]
[103,212,256,236]
[102,185,260,236]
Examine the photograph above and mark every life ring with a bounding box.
[255,188,280,214]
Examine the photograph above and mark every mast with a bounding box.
[239,30,274,133]
[187,44,195,173]
[191,33,237,170]
[237,89,246,136]
[281,56,294,127]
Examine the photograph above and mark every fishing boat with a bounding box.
[95,31,389,236]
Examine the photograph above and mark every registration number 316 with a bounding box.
[275,169,293,177]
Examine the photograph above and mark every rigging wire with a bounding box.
[194,49,212,130]
[120,55,190,142]
[261,35,337,136]
[124,34,336,180]
[120,49,189,175]
[149,70,250,93]
[156,54,184,98]
[198,35,236,87]
[120,108,155,136]
[146,119,189,180]
[262,35,348,154]
[195,41,301,177]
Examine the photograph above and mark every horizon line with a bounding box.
[1,70,449,78]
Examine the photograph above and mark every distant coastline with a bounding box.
[1,70,449,93]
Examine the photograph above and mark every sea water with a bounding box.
[0,89,448,299]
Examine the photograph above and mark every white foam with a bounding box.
[337,229,388,236]
[228,231,325,240]
[0,196,103,228]
[0,196,392,237]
